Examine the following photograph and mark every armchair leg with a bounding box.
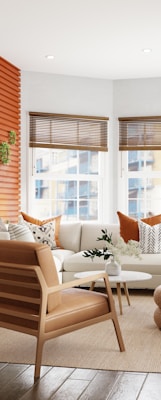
[112,316,125,352]
[34,337,44,382]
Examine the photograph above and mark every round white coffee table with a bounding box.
[74,270,152,315]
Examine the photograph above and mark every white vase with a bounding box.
[105,258,121,276]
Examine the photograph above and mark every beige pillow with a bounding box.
[8,224,35,242]
[0,218,7,232]
[0,232,10,240]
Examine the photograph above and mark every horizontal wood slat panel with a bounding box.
[0,101,20,113]
[0,106,20,118]
[0,92,20,107]
[0,76,20,91]
[0,57,20,73]
[0,81,20,96]
[0,117,20,128]
[0,69,20,83]
[0,57,21,222]
[0,167,21,177]
[0,88,19,104]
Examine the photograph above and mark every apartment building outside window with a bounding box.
[120,150,161,218]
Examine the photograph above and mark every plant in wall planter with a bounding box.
[0,142,10,164]
[9,130,16,145]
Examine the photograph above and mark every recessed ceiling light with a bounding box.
[142,48,152,53]
[45,55,54,60]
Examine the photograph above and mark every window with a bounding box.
[119,117,161,218]
[30,148,104,221]
[29,113,108,221]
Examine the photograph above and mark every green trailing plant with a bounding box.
[0,142,10,164]
[9,130,16,145]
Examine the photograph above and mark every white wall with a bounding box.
[21,72,161,223]
[113,77,161,221]
[21,71,113,221]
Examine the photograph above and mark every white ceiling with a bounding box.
[1,0,161,80]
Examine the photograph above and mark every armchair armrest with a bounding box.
[47,272,109,295]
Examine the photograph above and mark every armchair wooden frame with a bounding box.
[0,262,125,382]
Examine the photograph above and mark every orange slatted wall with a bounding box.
[0,57,21,223]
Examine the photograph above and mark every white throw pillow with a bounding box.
[0,232,10,240]
[138,220,161,253]
[8,224,35,242]
[0,218,7,232]
[24,220,58,249]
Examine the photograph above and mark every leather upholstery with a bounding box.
[0,240,125,381]
[0,240,61,311]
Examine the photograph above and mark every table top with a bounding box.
[74,270,152,283]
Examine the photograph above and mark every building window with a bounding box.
[119,116,161,218]
[120,150,161,218]
[30,148,103,221]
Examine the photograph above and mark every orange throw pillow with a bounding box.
[117,211,161,243]
[21,212,62,248]
[117,211,139,242]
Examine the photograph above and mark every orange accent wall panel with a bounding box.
[0,57,21,223]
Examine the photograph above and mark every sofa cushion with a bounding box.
[119,253,161,275]
[20,212,62,248]
[59,222,82,252]
[0,218,8,232]
[64,250,106,273]
[52,249,75,271]
[0,232,10,240]
[80,223,119,251]
[8,223,35,242]
[139,220,161,253]
[117,211,161,243]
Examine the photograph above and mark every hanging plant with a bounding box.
[0,142,10,164]
[9,130,16,145]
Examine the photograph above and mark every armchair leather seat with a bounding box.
[45,288,110,332]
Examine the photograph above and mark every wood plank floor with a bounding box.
[0,363,161,400]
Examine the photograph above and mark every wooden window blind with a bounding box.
[29,112,108,151]
[119,116,161,150]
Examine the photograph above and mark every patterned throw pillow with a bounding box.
[8,224,35,242]
[24,220,58,249]
[20,212,62,248]
[138,220,161,253]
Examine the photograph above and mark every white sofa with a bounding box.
[52,222,161,289]
[2,219,161,289]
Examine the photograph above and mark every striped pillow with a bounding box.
[139,220,161,253]
[8,224,35,242]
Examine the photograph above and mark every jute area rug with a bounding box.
[0,291,161,373]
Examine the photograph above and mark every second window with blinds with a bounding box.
[119,116,161,218]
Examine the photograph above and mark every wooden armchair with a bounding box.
[0,241,125,382]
